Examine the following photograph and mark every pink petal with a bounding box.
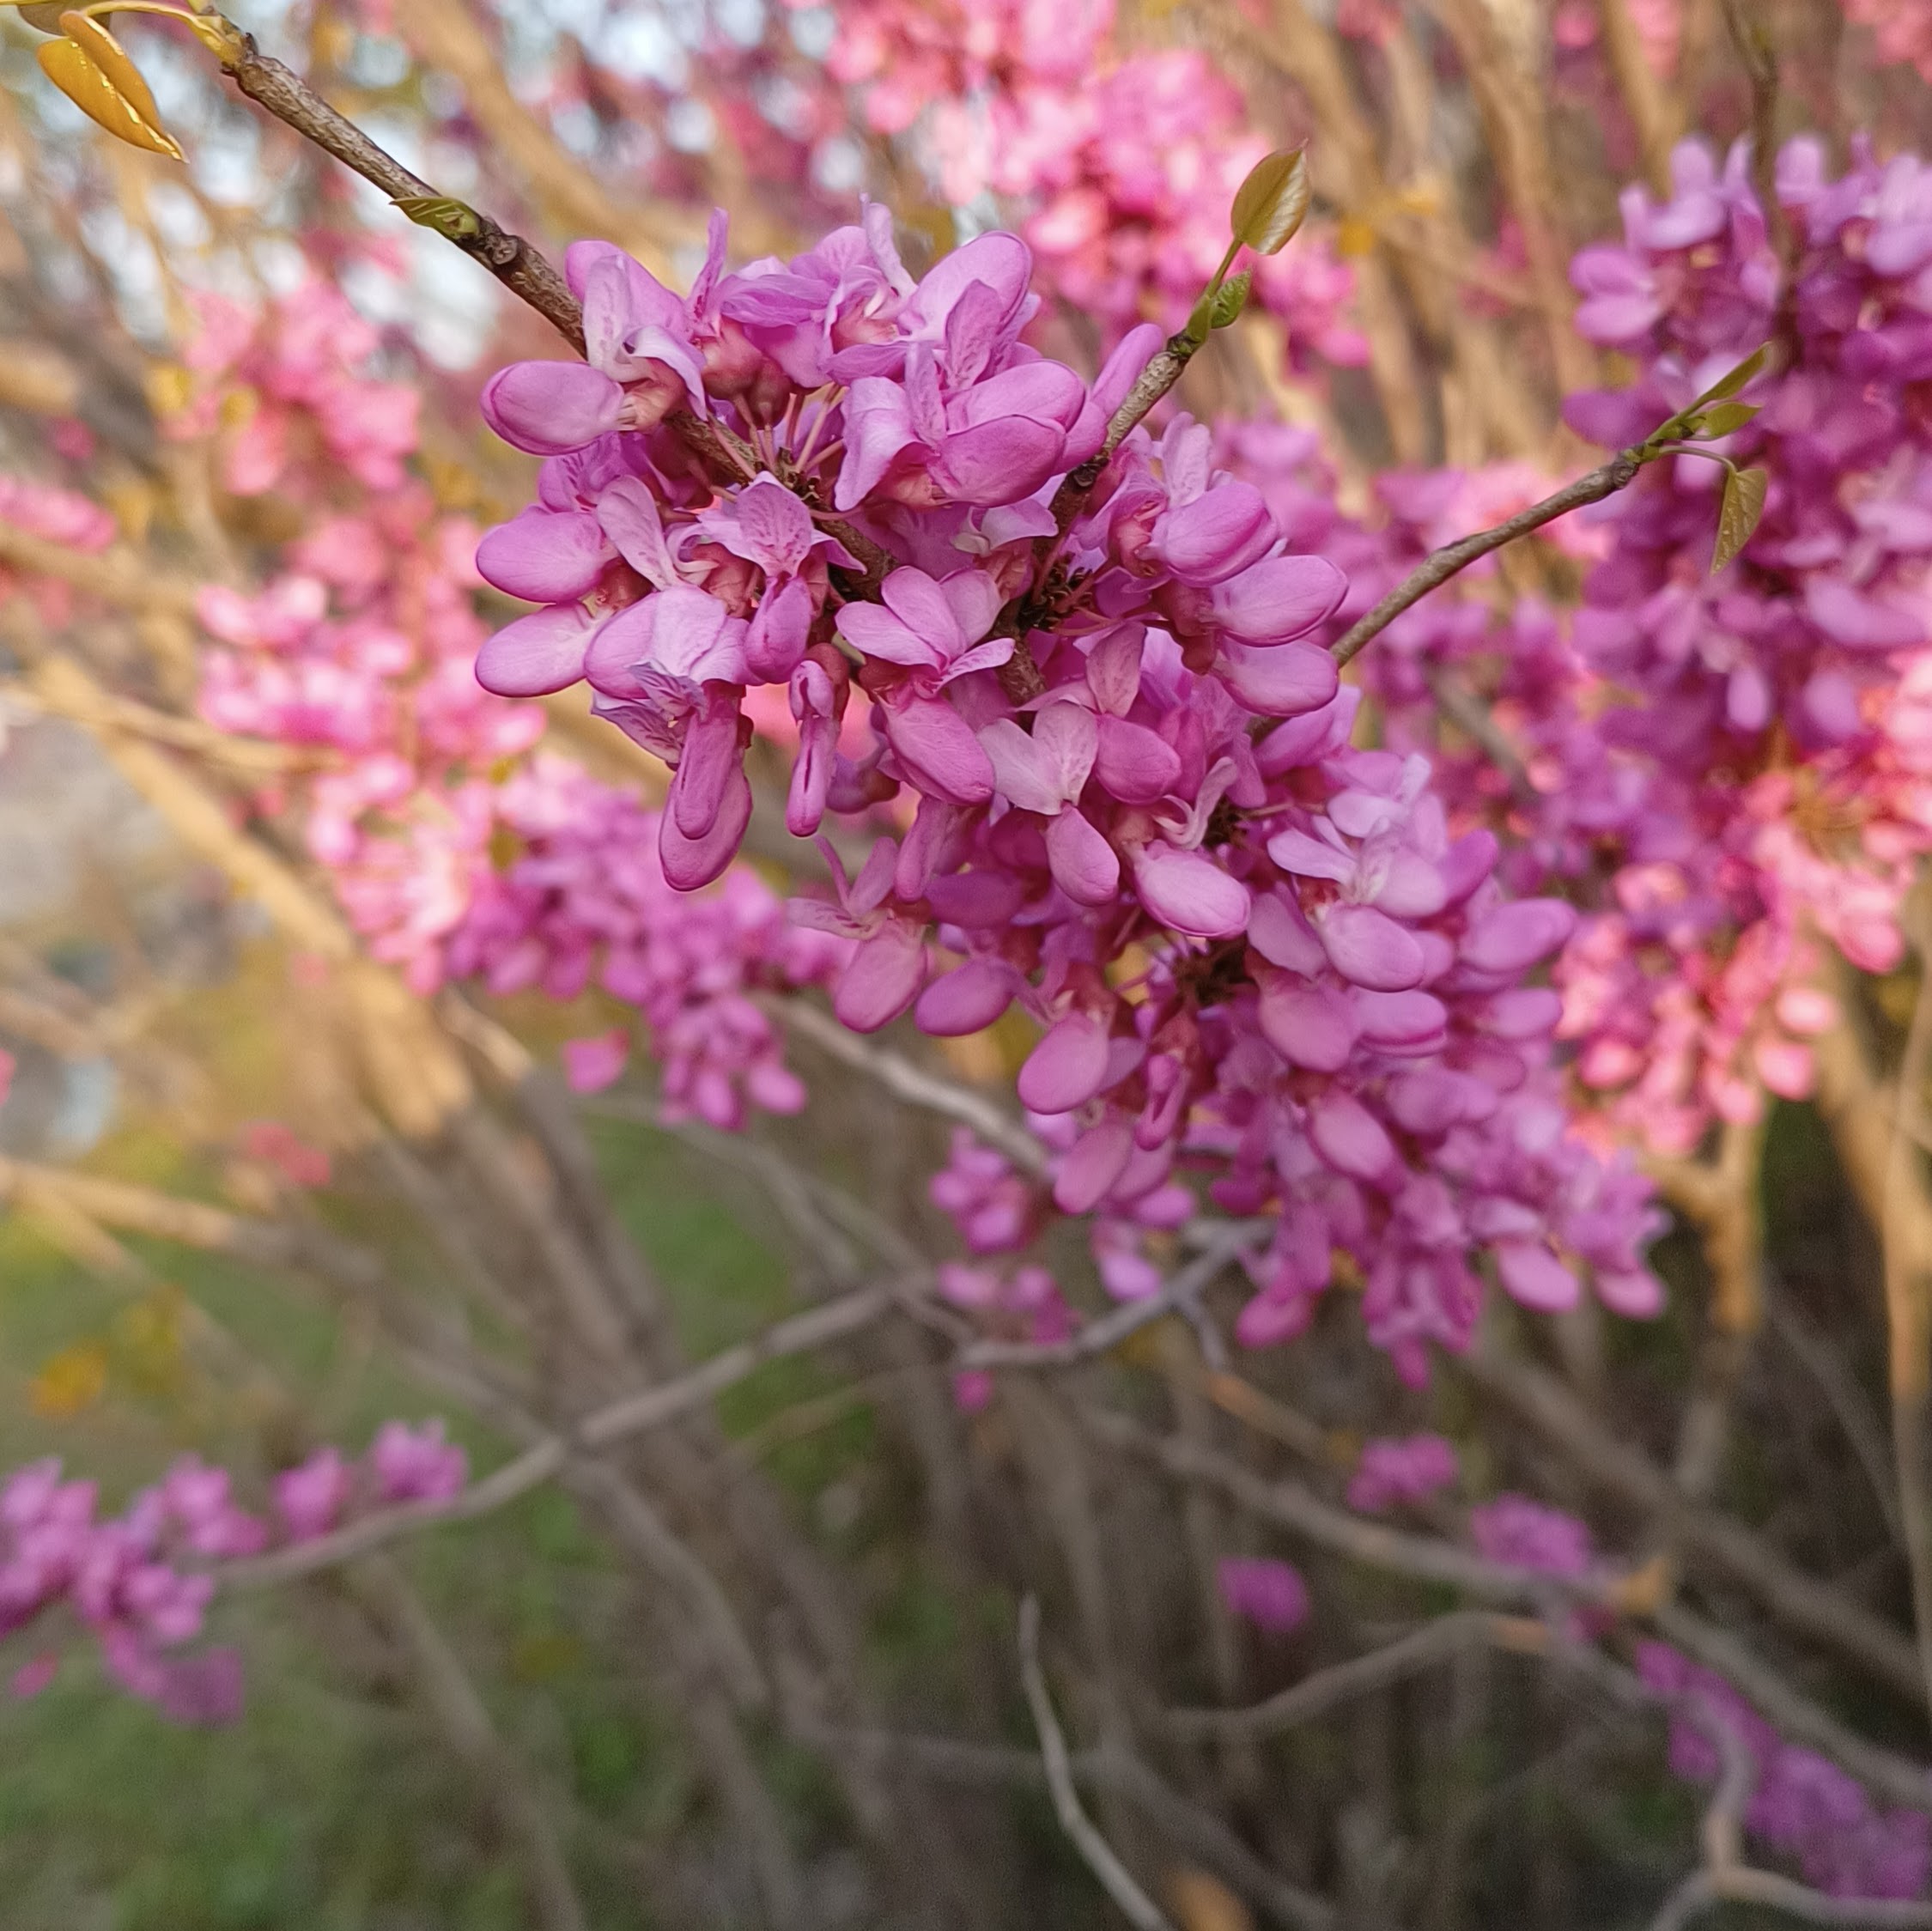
[1459,900,1577,975]
[658,764,753,890]
[981,717,1065,814]
[1308,1092,1397,1181]
[834,921,927,1032]
[1496,1241,1580,1312]
[1045,809,1120,907]
[1352,989,1449,1053]
[562,1029,630,1093]
[1034,701,1099,799]
[480,361,623,455]
[882,696,996,805]
[1211,555,1348,644]
[476,604,598,697]
[1319,904,1425,990]
[1133,843,1252,939]
[1258,978,1357,1072]
[1018,1010,1113,1114]
[1216,641,1340,717]
[476,507,611,604]
[1093,714,1181,804]
[1054,1117,1135,1214]
[915,958,1018,1035]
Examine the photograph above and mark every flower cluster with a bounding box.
[1547,137,1932,1147]
[1224,137,1932,1157]
[273,1420,467,1542]
[0,1424,464,1726]
[1467,1492,1596,1577]
[171,283,420,495]
[471,210,1662,1381]
[936,1258,1072,1411]
[782,0,1363,372]
[1347,1431,1460,1512]
[179,288,833,1133]
[1640,1639,1932,1899]
[447,756,846,1126]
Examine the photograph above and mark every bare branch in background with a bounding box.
[1018,1595,1180,1931]
[1646,1705,1932,1931]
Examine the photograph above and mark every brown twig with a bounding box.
[1869,909,1932,1729]
[1720,0,1799,295]
[1653,1601,1932,1813]
[206,21,894,583]
[1813,971,1932,1718]
[1082,1407,1601,1606]
[1018,1595,1180,1931]
[351,1558,590,1931]
[1330,448,1644,667]
[1460,1329,1929,1702]
[1163,1612,1531,1741]
[1424,665,1538,808]
[959,1221,1255,1370]
[1046,331,1194,525]
[210,28,586,349]
[1597,0,1680,196]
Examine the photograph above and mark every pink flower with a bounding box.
[368,1420,468,1505]
[1217,1557,1310,1633]
[562,1029,631,1094]
[1348,1434,1460,1513]
[274,1448,352,1544]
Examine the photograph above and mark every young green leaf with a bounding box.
[1694,343,1769,408]
[1712,466,1768,574]
[1697,400,1759,439]
[1209,269,1254,330]
[393,196,485,241]
[1230,148,1310,256]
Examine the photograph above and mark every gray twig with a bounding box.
[1018,1596,1179,1931]
[961,1221,1256,1370]
[1647,1700,1932,1930]
[225,1283,900,1586]
[763,994,1048,1174]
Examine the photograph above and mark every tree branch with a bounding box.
[1330,449,1644,668]
[225,1282,900,1585]
[762,994,1048,1174]
[1018,1595,1179,1931]
[959,1221,1255,1370]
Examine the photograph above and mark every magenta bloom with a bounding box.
[1348,1434,1460,1513]
[369,1420,469,1506]
[1468,1495,1594,1578]
[1217,1557,1310,1634]
[274,1448,353,1544]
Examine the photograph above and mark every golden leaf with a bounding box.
[29,1339,107,1418]
[38,32,183,161]
[1335,216,1376,258]
[1168,1868,1254,1931]
[58,12,165,128]
[1230,148,1310,257]
[143,361,193,416]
